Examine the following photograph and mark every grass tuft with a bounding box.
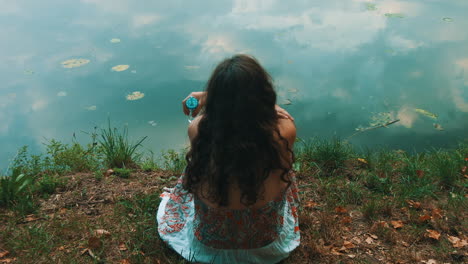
[99,119,147,168]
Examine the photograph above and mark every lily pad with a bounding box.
[433,123,444,131]
[385,13,405,18]
[62,58,90,68]
[111,65,129,72]
[126,91,145,101]
[442,17,453,22]
[365,3,377,11]
[415,108,438,119]
[369,112,393,127]
[86,105,97,111]
[110,38,121,43]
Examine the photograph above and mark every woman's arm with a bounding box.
[182,91,294,121]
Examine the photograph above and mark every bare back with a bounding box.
[188,115,296,210]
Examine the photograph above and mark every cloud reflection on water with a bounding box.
[0,0,468,169]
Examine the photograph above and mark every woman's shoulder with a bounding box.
[277,118,296,147]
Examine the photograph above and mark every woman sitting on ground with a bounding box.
[157,54,300,263]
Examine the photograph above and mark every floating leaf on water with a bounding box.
[24,70,35,75]
[62,58,90,68]
[369,112,393,127]
[148,120,157,127]
[126,91,145,101]
[184,65,200,70]
[288,88,298,93]
[385,49,396,55]
[365,3,377,11]
[385,13,405,18]
[433,123,444,131]
[442,17,453,22]
[414,108,438,119]
[57,91,67,97]
[86,105,97,111]
[111,65,130,72]
[110,38,121,43]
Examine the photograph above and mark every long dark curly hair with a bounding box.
[183,54,294,207]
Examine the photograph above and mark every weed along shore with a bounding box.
[0,124,467,263]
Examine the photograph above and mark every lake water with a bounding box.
[1,0,468,170]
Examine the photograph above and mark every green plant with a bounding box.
[35,174,65,196]
[295,137,354,176]
[430,150,461,189]
[94,170,104,181]
[99,119,147,168]
[364,172,393,195]
[44,139,101,173]
[139,150,160,172]
[0,169,33,207]
[160,149,187,174]
[113,167,132,179]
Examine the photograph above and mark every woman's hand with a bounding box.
[182,91,206,117]
[275,105,294,121]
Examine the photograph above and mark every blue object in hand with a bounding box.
[185,96,199,110]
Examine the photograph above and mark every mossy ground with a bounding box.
[0,138,467,263]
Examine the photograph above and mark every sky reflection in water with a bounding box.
[1,0,468,169]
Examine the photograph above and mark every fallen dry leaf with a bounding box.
[25,214,41,222]
[365,237,374,244]
[416,170,425,178]
[94,229,111,237]
[57,246,66,251]
[0,251,9,258]
[347,254,356,258]
[118,242,128,251]
[391,220,404,229]
[431,208,443,219]
[370,234,378,239]
[374,221,389,228]
[330,247,343,255]
[304,200,318,209]
[59,208,68,214]
[447,235,468,248]
[357,158,368,164]
[0,258,16,263]
[343,241,355,249]
[426,229,441,240]
[341,216,352,224]
[120,259,131,264]
[105,169,114,177]
[406,200,421,209]
[418,214,432,223]
[335,206,347,213]
[400,240,410,247]
[88,236,102,249]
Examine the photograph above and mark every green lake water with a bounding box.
[1,0,468,170]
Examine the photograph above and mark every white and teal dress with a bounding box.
[157,172,300,264]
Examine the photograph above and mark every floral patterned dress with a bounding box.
[157,171,300,264]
